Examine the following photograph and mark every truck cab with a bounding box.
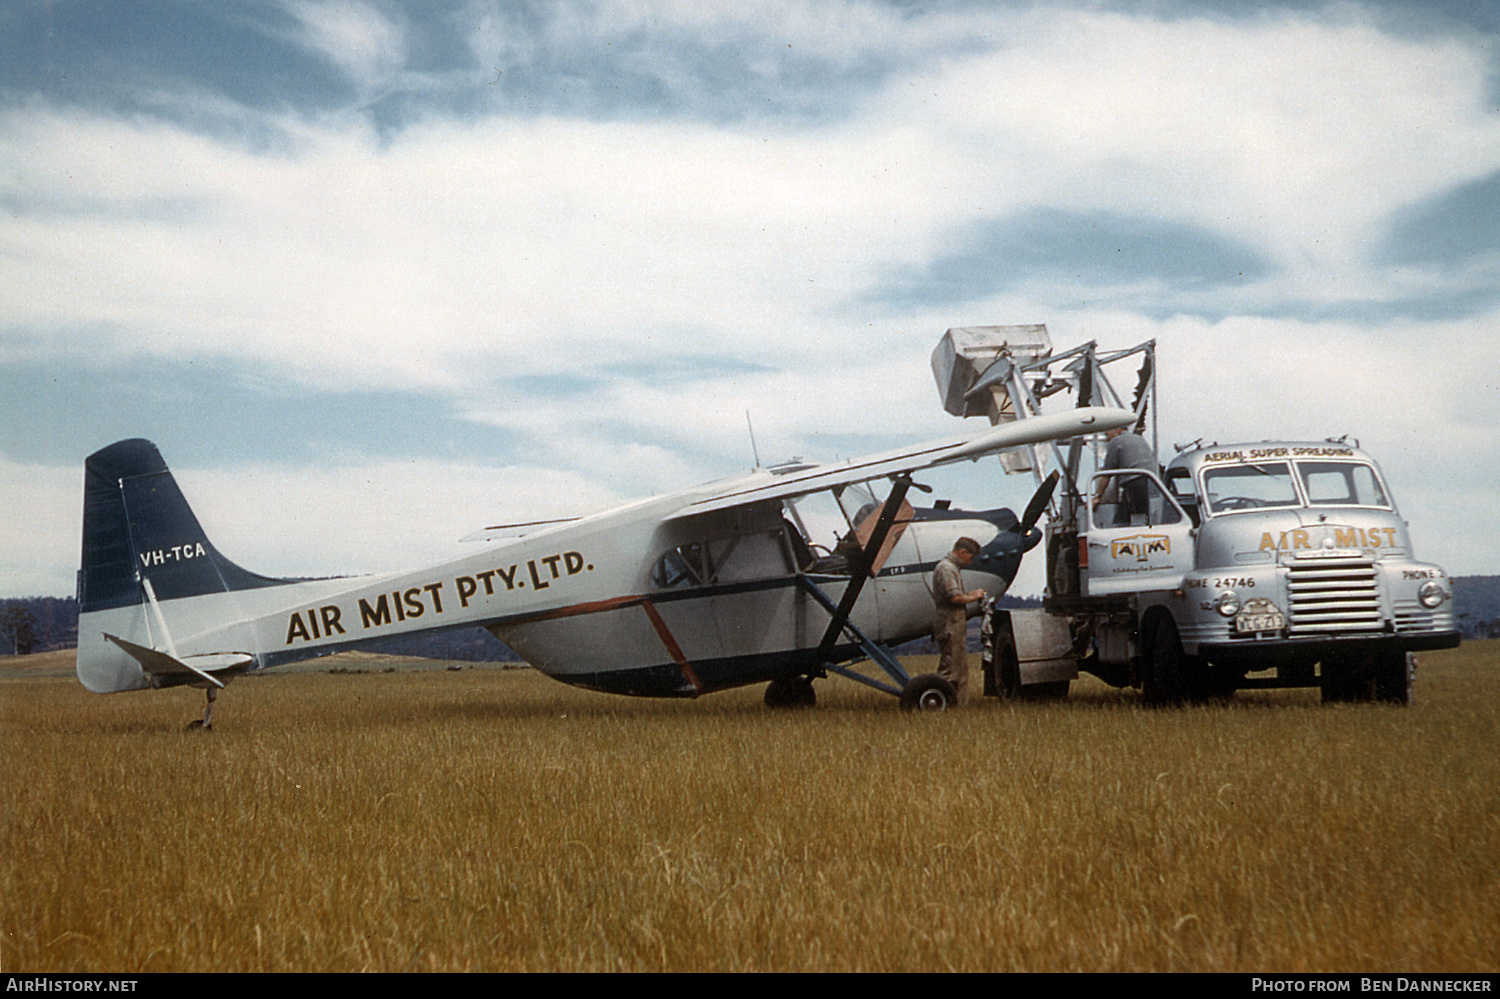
[1083,441,1459,702]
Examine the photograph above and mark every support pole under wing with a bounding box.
[816,476,913,656]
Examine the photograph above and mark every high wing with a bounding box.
[665,406,1133,520]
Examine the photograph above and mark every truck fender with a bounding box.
[984,607,1077,699]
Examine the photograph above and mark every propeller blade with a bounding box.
[1012,470,1060,536]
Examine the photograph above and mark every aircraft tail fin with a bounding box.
[79,439,289,613]
[77,439,288,692]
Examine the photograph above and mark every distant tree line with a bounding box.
[0,597,78,655]
[3,582,1496,656]
[1454,576,1500,639]
[0,594,522,660]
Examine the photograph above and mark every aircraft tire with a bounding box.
[764,676,816,709]
[900,673,957,712]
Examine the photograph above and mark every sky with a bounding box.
[3,0,1499,599]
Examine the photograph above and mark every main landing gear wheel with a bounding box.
[900,673,957,712]
[764,676,817,709]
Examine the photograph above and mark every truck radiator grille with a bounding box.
[1286,561,1382,635]
[1392,599,1441,633]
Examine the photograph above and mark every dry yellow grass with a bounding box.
[3,644,1497,972]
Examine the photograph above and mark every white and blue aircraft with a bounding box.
[75,407,1131,726]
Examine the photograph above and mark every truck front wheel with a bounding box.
[1322,650,1413,704]
[1143,618,1201,706]
[1374,651,1415,705]
[1322,656,1361,703]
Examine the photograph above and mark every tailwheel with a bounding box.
[186,686,219,731]
[900,673,957,712]
[764,676,816,709]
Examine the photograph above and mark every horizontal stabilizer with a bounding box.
[104,634,252,688]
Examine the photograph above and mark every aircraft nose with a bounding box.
[973,529,1030,583]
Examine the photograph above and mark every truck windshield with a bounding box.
[1296,461,1390,508]
[1202,462,1299,513]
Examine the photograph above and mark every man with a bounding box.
[932,537,987,705]
[1092,425,1156,526]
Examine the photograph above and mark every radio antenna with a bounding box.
[746,411,762,469]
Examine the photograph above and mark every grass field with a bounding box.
[2,643,1497,973]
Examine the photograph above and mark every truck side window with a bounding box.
[1165,467,1200,526]
[1092,472,1183,529]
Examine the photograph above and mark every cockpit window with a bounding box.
[1297,461,1389,508]
[1202,462,1299,513]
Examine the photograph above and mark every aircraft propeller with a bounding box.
[1011,470,1060,538]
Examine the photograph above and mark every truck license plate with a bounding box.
[1234,600,1284,634]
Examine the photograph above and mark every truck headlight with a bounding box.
[1216,590,1241,617]
[1418,581,1445,609]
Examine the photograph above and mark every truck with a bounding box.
[930,325,1461,705]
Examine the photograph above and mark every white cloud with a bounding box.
[172,456,630,579]
[878,9,1500,291]
[279,0,409,95]
[0,457,80,597]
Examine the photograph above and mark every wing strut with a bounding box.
[796,576,910,695]
[796,475,916,695]
[816,475,912,655]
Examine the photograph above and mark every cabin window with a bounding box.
[784,491,867,574]
[1165,467,1195,503]
[1164,467,1200,526]
[651,542,709,589]
[650,529,797,589]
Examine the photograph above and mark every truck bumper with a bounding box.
[1198,630,1462,669]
